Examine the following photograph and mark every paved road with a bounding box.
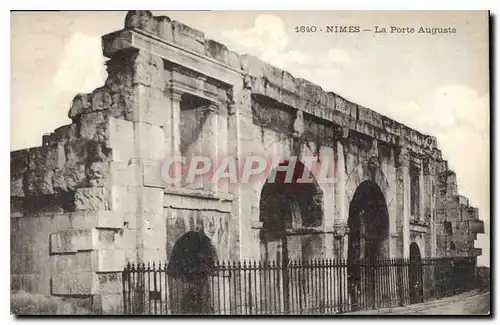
[346,290,490,315]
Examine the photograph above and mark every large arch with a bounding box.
[347,180,390,262]
[347,180,390,310]
[259,160,324,262]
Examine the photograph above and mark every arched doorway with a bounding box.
[347,180,389,310]
[259,160,324,312]
[259,160,324,263]
[167,231,217,314]
[409,242,423,304]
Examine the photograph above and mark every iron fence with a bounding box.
[122,256,478,315]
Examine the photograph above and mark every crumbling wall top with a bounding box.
[112,11,439,153]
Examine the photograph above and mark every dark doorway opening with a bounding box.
[347,180,389,310]
[409,242,423,304]
[167,231,217,314]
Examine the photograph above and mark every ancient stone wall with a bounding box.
[11,10,484,314]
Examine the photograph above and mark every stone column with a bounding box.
[424,159,437,257]
[216,101,229,195]
[200,103,219,194]
[167,88,183,186]
[419,159,425,222]
[226,89,241,260]
[333,220,349,259]
[396,146,411,258]
[334,127,349,226]
[236,72,261,260]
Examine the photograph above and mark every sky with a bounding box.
[10,11,490,266]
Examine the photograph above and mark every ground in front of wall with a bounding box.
[345,290,490,315]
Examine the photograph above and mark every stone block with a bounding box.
[79,111,108,141]
[282,70,297,93]
[172,21,206,54]
[25,169,54,195]
[96,273,122,294]
[50,228,96,254]
[263,63,283,87]
[75,187,110,212]
[264,82,281,101]
[335,95,348,115]
[92,87,112,112]
[93,293,123,315]
[142,249,166,263]
[136,123,165,160]
[52,162,88,192]
[142,159,164,188]
[11,177,24,197]
[97,229,121,250]
[124,249,138,264]
[205,39,229,64]
[70,211,124,229]
[227,50,241,71]
[68,93,92,119]
[122,212,138,229]
[50,252,94,274]
[108,117,135,162]
[140,187,164,214]
[156,15,173,41]
[110,161,138,187]
[118,229,137,250]
[64,139,88,165]
[32,273,51,295]
[142,225,167,250]
[134,85,168,125]
[111,186,138,212]
[53,124,78,142]
[296,80,323,104]
[124,10,156,33]
[11,254,35,274]
[51,272,97,295]
[95,249,126,272]
[11,232,33,254]
[11,275,35,292]
[87,161,110,187]
[240,54,264,78]
[133,58,163,89]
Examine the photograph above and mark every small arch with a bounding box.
[409,242,423,303]
[167,230,218,282]
[167,231,217,314]
[449,241,456,251]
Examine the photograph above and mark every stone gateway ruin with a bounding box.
[11,11,485,314]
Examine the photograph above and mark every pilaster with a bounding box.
[396,145,411,258]
[334,126,349,226]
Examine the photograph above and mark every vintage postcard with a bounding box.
[10,10,490,315]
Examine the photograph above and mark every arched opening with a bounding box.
[409,242,423,303]
[347,180,389,262]
[347,180,389,309]
[259,160,324,263]
[167,231,217,314]
[449,241,456,251]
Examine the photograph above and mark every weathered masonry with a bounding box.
[10,11,484,314]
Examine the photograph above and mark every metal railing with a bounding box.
[122,256,478,315]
